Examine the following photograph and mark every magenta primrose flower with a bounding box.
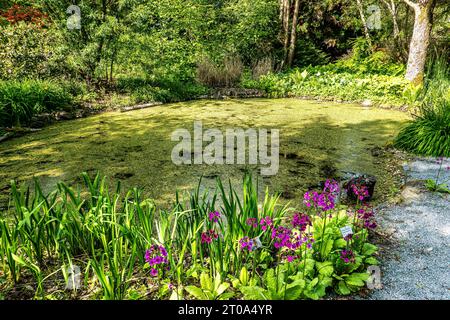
[208,211,221,223]
[357,204,377,229]
[201,229,219,244]
[239,236,256,251]
[150,268,158,276]
[303,191,318,208]
[351,184,369,201]
[260,216,273,231]
[323,179,340,194]
[340,249,355,264]
[304,190,336,211]
[145,245,169,277]
[246,218,258,228]
[271,226,304,250]
[291,212,312,232]
[286,255,297,263]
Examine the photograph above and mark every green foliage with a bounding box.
[0,21,65,80]
[247,66,410,106]
[293,39,330,68]
[240,266,306,300]
[185,272,233,300]
[424,179,450,194]
[117,77,208,104]
[0,80,73,127]
[0,173,380,300]
[395,99,450,157]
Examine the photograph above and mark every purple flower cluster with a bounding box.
[284,255,298,263]
[201,229,219,244]
[145,245,169,277]
[303,191,318,208]
[208,211,221,223]
[351,184,369,201]
[339,249,355,264]
[271,227,314,250]
[260,216,273,231]
[357,205,377,229]
[304,191,336,211]
[303,180,339,211]
[291,213,312,231]
[324,179,340,195]
[245,218,258,228]
[239,236,256,251]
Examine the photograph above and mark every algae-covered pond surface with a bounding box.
[0,98,410,208]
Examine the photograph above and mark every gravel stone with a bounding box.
[370,157,450,300]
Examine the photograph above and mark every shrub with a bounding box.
[196,55,243,87]
[0,20,65,80]
[0,80,73,127]
[252,57,273,80]
[395,99,450,157]
[117,77,207,104]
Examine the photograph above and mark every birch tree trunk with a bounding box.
[287,0,300,67]
[382,0,400,38]
[356,0,372,46]
[403,0,436,85]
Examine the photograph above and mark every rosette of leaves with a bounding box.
[240,266,306,300]
[185,272,234,300]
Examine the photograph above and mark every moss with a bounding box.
[0,98,410,208]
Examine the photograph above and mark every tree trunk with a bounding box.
[403,0,436,85]
[356,0,372,46]
[287,0,300,67]
[382,0,400,38]
[281,0,291,67]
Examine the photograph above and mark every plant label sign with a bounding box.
[340,226,353,238]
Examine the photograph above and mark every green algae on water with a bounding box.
[0,98,410,208]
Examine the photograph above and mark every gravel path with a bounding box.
[370,157,450,300]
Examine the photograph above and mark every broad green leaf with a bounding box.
[239,267,248,286]
[219,292,235,300]
[345,272,369,287]
[362,243,378,256]
[316,261,334,277]
[264,269,277,293]
[318,275,333,287]
[284,283,303,300]
[240,286,268,300]
[321,239,334,258]
[338,281,351,295]
[365,257,379,265]
[216,282,230,296]
[307,277,319,290]
[200,272,213,291]
[334,238,347,249]
[185,286,206,299]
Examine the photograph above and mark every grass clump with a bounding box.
[395,99,450,157]
[0,79,73,127]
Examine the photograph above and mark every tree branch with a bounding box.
[402,0,420,12]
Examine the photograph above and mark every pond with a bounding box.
[0,98,410,209]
